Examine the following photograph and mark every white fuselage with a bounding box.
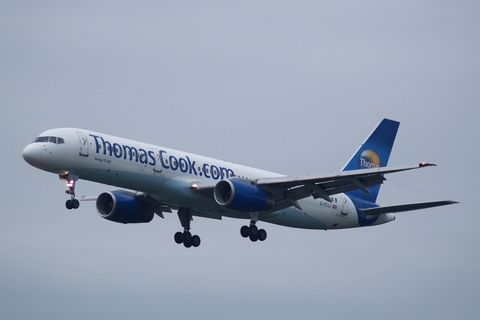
[22,128,395,230]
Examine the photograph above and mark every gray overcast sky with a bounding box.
[1,1,479,319]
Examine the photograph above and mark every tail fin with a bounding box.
[342,118,400,203]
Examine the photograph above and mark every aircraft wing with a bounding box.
[255,163,436,210]
[195,163,436,211]
[359,200,458,215]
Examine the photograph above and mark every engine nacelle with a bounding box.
[96,191,154,224]
[214,179,273,212]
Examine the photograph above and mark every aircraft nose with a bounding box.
[22,143,42,167]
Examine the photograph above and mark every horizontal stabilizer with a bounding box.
[80,195,97,201]
[360,200,458,215]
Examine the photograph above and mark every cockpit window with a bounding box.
[34,136,65,144]
[35,136,49,143]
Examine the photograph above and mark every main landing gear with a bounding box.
[174,208,201,248]
[240,220,267,242]
[64,178,80,210]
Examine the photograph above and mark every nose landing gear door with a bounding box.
[77,132,89,157]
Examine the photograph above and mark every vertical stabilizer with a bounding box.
[342,118,399,203]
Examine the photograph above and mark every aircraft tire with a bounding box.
[192,235,201,247]
[65,200,72,210]
[72,199,80,209]
[258,229,267,241]
[183,231,192,242]
[240,225,250,238]
[249,233,258,242]
[249,225,258,237]
[184,239,192,248]
[174,232,184,244]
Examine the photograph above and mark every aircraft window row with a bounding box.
[100,145,139,157]
[160,160,235,178]
[88,146,237,178]
[34,136,65,144]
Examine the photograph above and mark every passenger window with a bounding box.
[49,137,57,143]
[57,137,65,144]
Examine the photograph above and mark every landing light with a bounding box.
[190,182,198,189]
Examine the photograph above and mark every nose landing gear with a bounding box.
[63,177,79,210]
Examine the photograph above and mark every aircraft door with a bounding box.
[341,195,349,215]
[77,132,89,157]
[152,149,164,174]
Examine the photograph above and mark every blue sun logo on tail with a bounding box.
[358,149,380,169]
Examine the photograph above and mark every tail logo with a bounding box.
[359,149,380,169]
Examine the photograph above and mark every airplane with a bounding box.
[22,118,457,248]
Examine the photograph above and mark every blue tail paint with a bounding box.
[342,118,399,204]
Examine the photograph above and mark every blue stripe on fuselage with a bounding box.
[347,195,380,226]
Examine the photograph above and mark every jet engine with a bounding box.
[96,191,154,224]
[213,179,273,212]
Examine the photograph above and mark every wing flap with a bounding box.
[256,164,424,202]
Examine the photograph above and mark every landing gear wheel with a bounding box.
[175,208,202,248]
[183,231,192,242]
[174,232,184,244]
[240,225,250,238]
[240,222,267,243]
[184,239,192,248]
[258,229,267,241]
[249,224,258,237]
[192,235,201,247]
[65,199,79,210]
[174,230,201,248]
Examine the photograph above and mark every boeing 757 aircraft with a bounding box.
[22,119,456,248]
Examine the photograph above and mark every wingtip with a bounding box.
[419,162,437,167]
[446,200,459,205]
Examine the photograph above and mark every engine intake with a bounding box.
[96,191,154,224]
[214,179,273,212]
